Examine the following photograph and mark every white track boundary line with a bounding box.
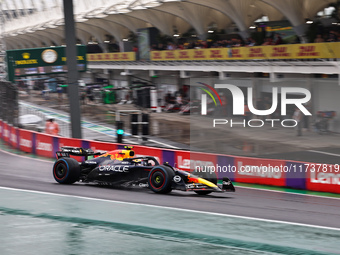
[0,148,53,163]
[1,186,339,231]
[149,140,179,149]
[133,135,179,149]
[236,185,340,200]
[308,150,340,157]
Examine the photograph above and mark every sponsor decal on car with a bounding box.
[173,175,182,182]
[139,183,149,188]
[99,165,129,172]
[85,161,97,165]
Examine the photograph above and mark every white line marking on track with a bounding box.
[236,186,340,200]
[1,186,340,231]
[148,139,179,149]
[0,148,53,163]
[308,150,340,157]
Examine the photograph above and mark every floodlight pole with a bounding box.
[63,0,82,138]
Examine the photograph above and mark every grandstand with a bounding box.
[2,0,340,132]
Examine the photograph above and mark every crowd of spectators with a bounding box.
[314,30,340,43]
[149,29,340,52]
[87,25,340,54]
[151,34,284,51]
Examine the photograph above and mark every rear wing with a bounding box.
[56,146,104,160]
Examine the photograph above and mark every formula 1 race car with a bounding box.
[52,146,235,195]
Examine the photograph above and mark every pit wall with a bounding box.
[0,120,339,194]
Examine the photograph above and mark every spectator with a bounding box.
[158,43,165,50]
[86,87,94,103]
[231,38,242,47]
[80,90,86,105]
[57,86,63,102]
[245,37,256,46]
[244,104,251,122]
[273,33,283,45]
[176,94,183,108]
[165,92,172,104]
[327,30,337,42]
[167,42,176,50]
[314,34,324,43]
[262,37,273,46]
[293,107,303,136]
[45,117,59,136]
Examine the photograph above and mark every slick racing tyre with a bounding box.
[148,166,174,194]
[193,169,217,195]
[53,158,80,184]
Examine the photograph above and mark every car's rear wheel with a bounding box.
[148,166,174,194]
[193,170,217,195]
[53,157,80,184]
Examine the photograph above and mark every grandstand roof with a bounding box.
[1,0,337,50]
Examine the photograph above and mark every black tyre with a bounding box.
[148,166,174,194]
[53,157,80,184]
[193,170,217,195]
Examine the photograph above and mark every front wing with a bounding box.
[171,172,235,193]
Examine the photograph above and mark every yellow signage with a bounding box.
[86,43,340,62]
[87,52,135,61]
[61,56,85,61]
[22,53,30,59]
[149,42,340,61]
[14,52,38,65]
[15,59,38,65]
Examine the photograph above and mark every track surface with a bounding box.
[1,150,340,228]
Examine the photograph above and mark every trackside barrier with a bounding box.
[1,119,339,194]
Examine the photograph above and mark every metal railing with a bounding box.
[19,103,71,137]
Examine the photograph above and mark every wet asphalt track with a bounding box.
[1,149,340,229]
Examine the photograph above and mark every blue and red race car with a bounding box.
[53,146,235,194]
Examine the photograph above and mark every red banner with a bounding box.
[35,133,54,158]
[234,157,286,186]
[306,164,340,194]
[0,120,3,139]
[9,126,18,149]
[89,141,117,155]
[3,123,9,143]
[19,129,33,153]
[58,137,82,150]
[175,150,191,171]
[174,151,217,173]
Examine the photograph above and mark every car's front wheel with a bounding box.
[148,166,174,194]
[53,157,80,184]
